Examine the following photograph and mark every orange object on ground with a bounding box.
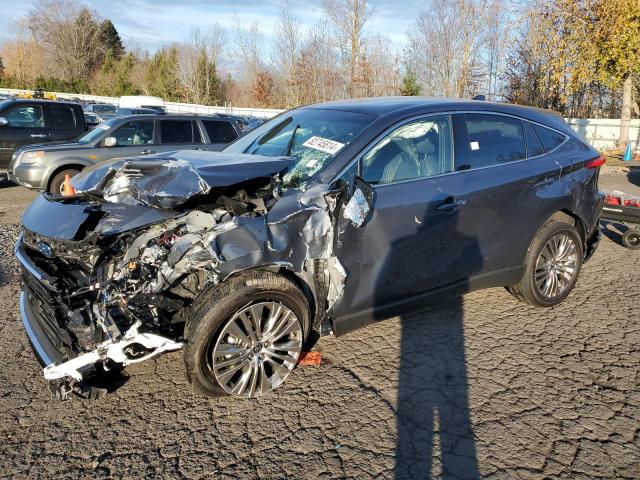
[297,351,322,366]
[62,175,75,196]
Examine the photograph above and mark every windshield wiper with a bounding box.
[283,124,300,157]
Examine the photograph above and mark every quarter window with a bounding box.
[458,114,526,170]
[532,124,566,152]
[5,106,45,128]
[111,120,155,146]
[161,120,194,144]
[203,120,238,143]
[49,106,76,129]
[524,121,545,157]
[361,115,453,185]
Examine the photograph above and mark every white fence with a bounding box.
[0,88,283,120]
[1,87,638,149]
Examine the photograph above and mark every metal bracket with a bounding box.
[42,322,182,381]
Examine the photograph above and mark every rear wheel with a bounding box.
[622,229,640,250]
[507,220,583,307]
[49,168,80,194]
[183,271,310,398]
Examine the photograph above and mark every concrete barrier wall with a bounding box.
[1,88,638,149]
[566,118,640,151]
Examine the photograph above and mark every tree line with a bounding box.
[0,0,638,144]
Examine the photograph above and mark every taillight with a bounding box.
[586,155,605,168]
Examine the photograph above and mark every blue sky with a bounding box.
[0,0,420,51]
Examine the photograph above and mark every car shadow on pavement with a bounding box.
[0,175,14,189]
[374,208,481,479]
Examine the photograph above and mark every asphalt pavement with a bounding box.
[0,173,638,479]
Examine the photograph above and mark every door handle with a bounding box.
[30,134,48,138]
[436,197,467,212]
[140,150,155,155]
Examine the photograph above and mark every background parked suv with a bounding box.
[9,114,243,193]
[0,99,86,169]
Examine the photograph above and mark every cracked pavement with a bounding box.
[0,179,638,479]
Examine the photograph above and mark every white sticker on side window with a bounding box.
[470,141,479,150]
[98,124,111,130]
[302,136,345,155]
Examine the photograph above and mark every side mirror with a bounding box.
[0,117,8,127]
[342,176,374,227]
[103,136,117,147]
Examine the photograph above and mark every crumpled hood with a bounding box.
[70,150,294,210]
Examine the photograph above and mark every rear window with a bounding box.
[92,104,116,114]
[49,105,77,129]
[203,120,238,143]
[160,120,194,144]
[532,124,566,152]
[458,114,526,170]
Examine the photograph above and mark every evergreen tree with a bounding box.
[100,20,125,60]
[146,47,180,101]
[400,69,421,96]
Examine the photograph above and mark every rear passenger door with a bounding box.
[202,119,239,151]
[447,112,568,275]
[156,119,203,153]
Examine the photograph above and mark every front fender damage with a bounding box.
[23,159,371,399]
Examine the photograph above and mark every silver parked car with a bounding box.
[9,114,243,193]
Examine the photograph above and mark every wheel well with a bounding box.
[46,164,85,191]
[223,266,318,324]
[549,209,587,242]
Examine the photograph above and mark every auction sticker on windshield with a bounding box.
[302,136,345,155]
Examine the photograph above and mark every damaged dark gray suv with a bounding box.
[16,97,604,400]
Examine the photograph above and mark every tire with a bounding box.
[49,168,80,194]
[183,270,310,398]
[622,229,640,250]
[507,220,583,307]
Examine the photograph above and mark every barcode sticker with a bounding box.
[302,136,345,155]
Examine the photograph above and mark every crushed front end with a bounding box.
[16,151,361,400]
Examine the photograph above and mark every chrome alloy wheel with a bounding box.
[210,301,303,397]
[534,233,579,299]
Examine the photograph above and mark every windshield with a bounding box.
[77,118,119,144]
[223,108,376,189]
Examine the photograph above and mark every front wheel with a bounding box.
[183,271,310,398]
[507,220,583,307]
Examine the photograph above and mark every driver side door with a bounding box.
[332,114,483,326]
[95,119,157,163]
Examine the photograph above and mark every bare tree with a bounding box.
[406,0,489,98]
[363,34,402,97]
[177,26,225,104]
[27,0,104,82]
[272,0,303,107]
[322,0,371,98]
[0,17,45,87]
[230,16,266,106]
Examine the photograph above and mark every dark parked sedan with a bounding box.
[15,97,603,400]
